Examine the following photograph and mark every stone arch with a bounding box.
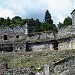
[53,40,58,50]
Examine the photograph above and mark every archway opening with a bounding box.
[0,44,13,52]
[4,35,7,40]
[26,43,32,51]
[53,40,58,50]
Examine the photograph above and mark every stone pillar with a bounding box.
[23,44,26,52]
[44,64,50,75]
[13,69,16,75]
[50,44,53,50]
[25,23,28,35]
[36,72,42,75]
[71,9,75,27]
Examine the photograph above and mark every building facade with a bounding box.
[0,10,75,52]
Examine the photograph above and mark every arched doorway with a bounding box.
[53,40,58,50]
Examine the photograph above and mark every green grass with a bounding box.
[0,49,75,69]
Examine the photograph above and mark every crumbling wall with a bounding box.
[57,25,72,39]
[27,42,53,51]
[58,38,71,50]
[54,56,75,75]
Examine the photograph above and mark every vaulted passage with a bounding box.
[26,41,53,51]
[0,44,13,52]
[4,35,7,40]
[26,43,32,51]
[0,47,13,52]
[53,40,58,50]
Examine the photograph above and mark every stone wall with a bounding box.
[2,65,50,75]
[54,56,75,75]
[58,37,75,50]
[57,25,72,39]
[27,42,53,51]
[28,31,54,43]
[58,38,71,50]
[13,43,26,52]
[71,9,75,26]
[70,38,75,49]
[0,23,28,43]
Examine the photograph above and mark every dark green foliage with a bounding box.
[45,10,53,24]
[11,19,16,25]
[43,10,57,32]
[12,16,22,21]
[0,10,58,33]
[6,17,11,26]
[12,16,23,26]
[0,17,6,27]
[32,19,42,32]
[9,24,16,28]
[27,18,35,33]
[58,16,72,28]
[63,16,72,26]
[57,22,63,28]
[0,17,5,25]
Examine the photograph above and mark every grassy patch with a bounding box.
[0,49,75,68]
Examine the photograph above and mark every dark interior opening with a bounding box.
[0,44,13,52]
[0,47,13,52]
[26,43,32,51]
[53,40,58,50]
[16,35,19,38]
[4,35,7,40]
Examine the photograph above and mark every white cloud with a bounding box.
[0,7,14,19]
[0,0,74,24]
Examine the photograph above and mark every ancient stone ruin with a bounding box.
[54,56,75,75]
[0,9,75,52]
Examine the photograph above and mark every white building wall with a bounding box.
[58,37,75,50]
[58,40,71,50]
[70,38,75,49]
[29,43,53,51]
[72,10,75,26]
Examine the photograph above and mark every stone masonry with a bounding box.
[0,9,75,52]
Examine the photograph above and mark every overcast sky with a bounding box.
[0,0,74,24]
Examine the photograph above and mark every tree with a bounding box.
[12,16,22,25]
[27,18,35,33]
[11,19,16,24]
[44,10,57,32]
[57,16,72,28]
[6,17,11,26]
[41,22,57,32]
[9,24,16,28]
[28,18,35,26]
[44,10,53,24]
[33,19,41,32]
[22,19,28,25]
[0,17,5,26]
[12,16,22,21]
[63,16,72,26]
[57,22,63,28]
[35,19,40,26]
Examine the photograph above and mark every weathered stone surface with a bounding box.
[0,9,75,52]
[54,56,75,75]
[44,64,50,75]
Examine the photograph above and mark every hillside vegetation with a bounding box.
[0,10,72,34]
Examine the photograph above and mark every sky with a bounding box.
[0,0,74,24]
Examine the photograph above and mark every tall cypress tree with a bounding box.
[6,17,11,26]
[45,10,53,24]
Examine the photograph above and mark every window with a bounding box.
[1,36,2,39]
[16,35,19,38]
[4,35,7,40]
